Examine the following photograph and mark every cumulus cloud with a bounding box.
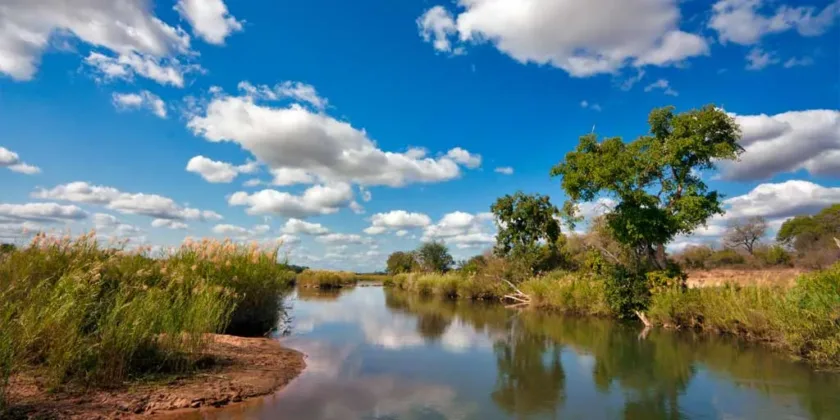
[417,0,709,77]
[112,90,167,118]
[494,166,514,175]
[364,210,432,235]
[784,56,815,68]
[423,211,496,249]
[236,81,328,111]
[91,212,143,238]
[0,146,41,174]
[718,109,840,180]
[0,0,196,82]
[151,219,188,230]
[33,181,222,221]
[212,223,270,239]
[672,180,840,249]
[0,202,87,225]
[228,183,354,219]
[281,218,329,235]
[186,155,258,183]
[84,52,199,88]
[270,168,316,186]
[187,83,480,187]
[277,233,301,246]
[445,147,482,169]
[644,79,678,96]
[709,0,840,45]
[317,233,371,245]
[175,0,242,45]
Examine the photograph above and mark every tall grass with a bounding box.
[0,232,295,407]
[296,270,358,289]
[520,272,611,316]
[648,263,840,367]
[386,272,507,300]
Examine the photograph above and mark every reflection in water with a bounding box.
[173,287,840,420]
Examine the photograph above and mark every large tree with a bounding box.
[550,105,742,269]
[723,216,767,254]
[491,192,562,273]
[415,241,455,273]
[386,251,419,275]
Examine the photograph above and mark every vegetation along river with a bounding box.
[174,285,840,420]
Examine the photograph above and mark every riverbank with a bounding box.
[384,265,840,369]
[3,334,305,418]
[0,234,299,415]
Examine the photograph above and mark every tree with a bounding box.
[415,241,454,273]
[776,204,840,267]
[723,216,767,254]
[550,105,742,270]
[491,192,563,273]
[386,251,419,275]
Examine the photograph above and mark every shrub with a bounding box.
[708,248,746,267]
[754,244,793,267]
[296,270,357,289]
[603,267,651,319]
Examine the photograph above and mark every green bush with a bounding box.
[520,272,610,316]
[708,248,746,267]
[754,245,793,267]
[603,267,651,319]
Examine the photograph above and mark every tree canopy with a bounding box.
[491,192,562,272]
[723,216,768,254]
[415,241,454,273]
[777,204,840,251]
[550,105,743,269]
[386,251,419,275]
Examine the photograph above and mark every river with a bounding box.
[178,284,840,419]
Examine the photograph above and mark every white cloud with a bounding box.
[395,230,409,237]
[445,147,482,169]
[84,51,199,88]
[277,233,301,246]
[281,218,329,235]
[417,0,709,77]
[784,56,815,68]
[228,183,354,219]
[722,180,840,220]
[644,79,678,96]
[186,155,258,183]
[0,146,41,175]
[423,211,496,248]
[0,202,87,223]
[243,178,262,187]
[0,0,193,82]
[719,109,840,180]
[673,180,840,248]
[236,81,328,111]
[417,6,461,54]
[709,0,840,45]
[270,168,316,186]
[188,84,477,187]
[494,167,514,175]
[91,212,143,238]
[33,181,222,221]
[151,219,188,230]
[745,47,779,70]
[580,100,602,111]
[175,0,242,45]
[212,223,270,239]
[112,90,167,118]
[317,233,371,245]
[364,210,432,235]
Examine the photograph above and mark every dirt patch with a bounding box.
[686,268,805,288]
[4,334,305,419]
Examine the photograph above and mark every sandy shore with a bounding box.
[4,334,305,419]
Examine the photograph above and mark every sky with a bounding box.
[1,0,839,272]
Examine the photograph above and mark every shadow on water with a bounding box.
[170,286,840,420]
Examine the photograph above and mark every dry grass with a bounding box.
[686,268,805,288]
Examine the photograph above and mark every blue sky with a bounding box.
[1,0,838,271]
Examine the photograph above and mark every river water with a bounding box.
[183,285,840,420]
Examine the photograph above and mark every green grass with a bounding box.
[520,272,611,316]
[0,233,295,409]
[648,263,840,367]
[386,272,506,300]
[296,270,358,289]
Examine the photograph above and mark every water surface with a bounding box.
[183,285,840,419]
